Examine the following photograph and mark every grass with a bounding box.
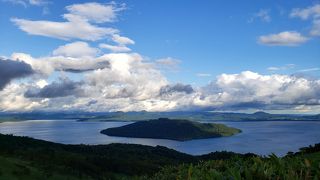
[0,156,86,180]
[144,148,320,180]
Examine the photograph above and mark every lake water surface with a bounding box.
[0,120,319,156]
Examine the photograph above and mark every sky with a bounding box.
[0,0,319,113]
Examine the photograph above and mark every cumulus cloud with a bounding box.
[11,52,110,74]
[5,46,320,113]
[258,31,308,46]
[86,53,168,100]
[0,83,47,111]
[0,58,34,90]
[3,2,320,113]
[25,78,83,98]
[199,71,320,110]
[11,53,53,75]
[1,59,320,112]
[52,41,99,58]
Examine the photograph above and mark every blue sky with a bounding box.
[0,0,319,113]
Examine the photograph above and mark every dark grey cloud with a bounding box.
[86,100,97,106]
[160,83,194,96]
[25,78,83,98]
[0,58,34,90]
[54,60,110,73]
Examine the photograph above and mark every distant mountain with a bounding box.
[1,111,319,122]
[80,111,320,122]
[253,111,270,116]
[101,118,241,141]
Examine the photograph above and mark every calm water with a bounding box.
[0,120,320,156]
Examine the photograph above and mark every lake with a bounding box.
[0,120,319,156]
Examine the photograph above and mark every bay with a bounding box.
[0,120,319,156]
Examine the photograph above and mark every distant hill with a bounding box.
[253,111,271,116]
[76,111,320,122]
[1,111,320,123]
[100,118,241,141]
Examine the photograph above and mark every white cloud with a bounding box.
[290,4,320,20]
[267,64,295,71]
[86,53,168,100]
[196,73,211,77]
[155,57,181,71]
[112,34,135,45]
[298,68,320,72]
[310,19,320,36]
[267,67,280,71]
[11,53,53,75]
[99,43,131,52]
[8,40,320,112]
[2,54,320,113]
[0,83,47,111]
[3,0,48,7]
[249,9,271,23]
[11,52,110,75]
[28,0,47,6]
[36,79,48,88]
[65,2,125,23]
[11,17,118,41]
[290,4,320,36]
[3,2,320,113]
[53,41,99,58]
[258,31,308,46]
[155,57,180,66]
[8,52,170,111]
[198,71,320,111]
[4,52,168,111]
[10,2,127,41]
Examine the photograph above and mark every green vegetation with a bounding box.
[0,133,196,179]
[0,133,319,179]
[144,146,320,180]
[0,156,82,180]
[101,118,241,141]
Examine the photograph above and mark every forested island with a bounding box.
[100,118,241,141]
